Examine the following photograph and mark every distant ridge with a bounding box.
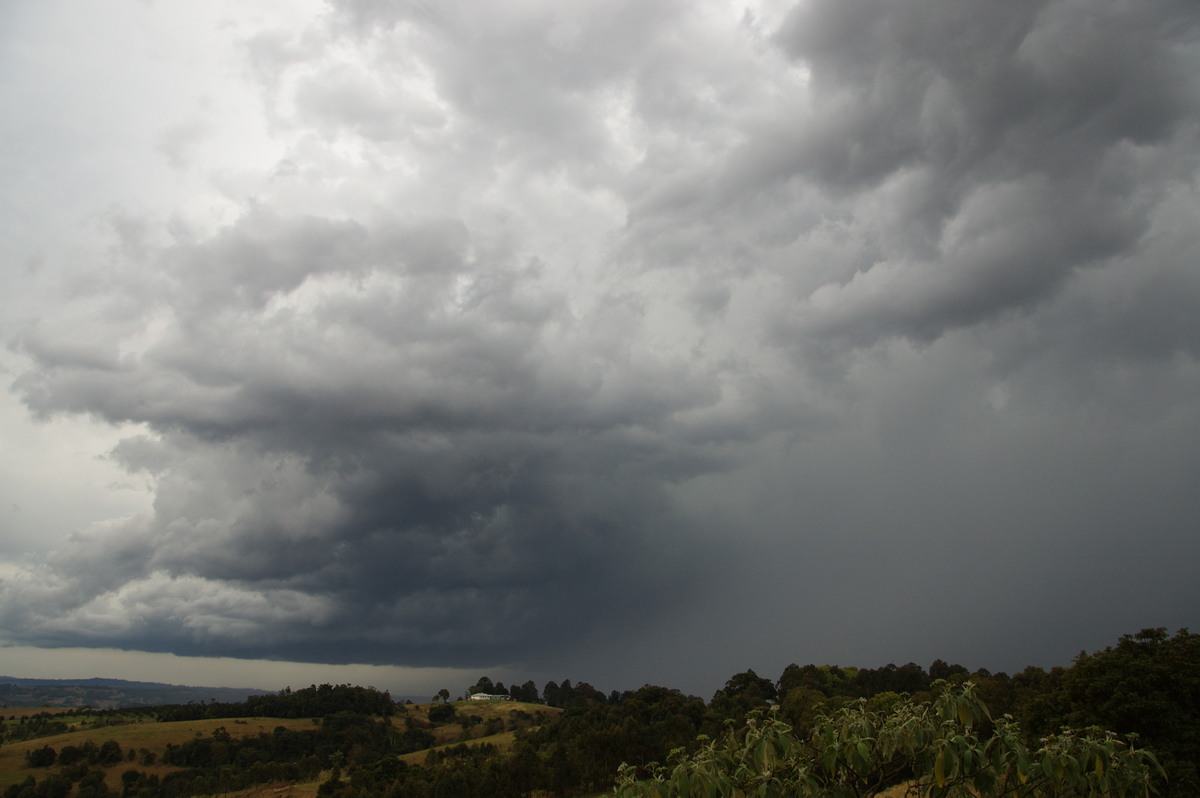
[0,675,270,708]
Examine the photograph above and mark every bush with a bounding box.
[24,746,56,768]
[428,702,457,723]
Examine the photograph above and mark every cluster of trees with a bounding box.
[0,715,72,745]
[1050,627,1199,793]
[23,740,128,769]
[458,677,542,704]
[444,676,611,707]
[318,742,534,798]
[517,685,708,794]
[447,661,987,716]
[4,769,109,798]
[151,683,394,722]
[8,740,128,798]
[240,684,395,719]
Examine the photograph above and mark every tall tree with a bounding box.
[468,676,496,696]
[709,669,777,725]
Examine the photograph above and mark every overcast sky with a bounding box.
[2,0,1199,700]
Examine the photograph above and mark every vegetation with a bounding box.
[615,684,1162,797]
[0,628,1193,797]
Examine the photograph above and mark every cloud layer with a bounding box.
[3,0,1199,684]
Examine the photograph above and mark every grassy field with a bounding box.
[397,698,559,764]
[0,700,556,795]
[190,779,324,798]
[0,712,318,792]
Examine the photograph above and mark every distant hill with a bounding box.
[0,676,269,708]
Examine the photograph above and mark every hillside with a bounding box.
[0,694,558,798]
[0,712,319,796]
[0,678,268,709]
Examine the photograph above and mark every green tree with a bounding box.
[708,669,777,726]
[428,702,457,723]
[75,769,110,798]
[24,746,56,767]
[468,676,496,697]
[510,680,540,703]
[930,659,969,682]
[97,739,123,765]
[616,684,1163,798]
[1059,627,1200,795]
[778,686,829,733]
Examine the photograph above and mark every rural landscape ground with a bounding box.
[1,629,1194,797]
[1,698,564,797]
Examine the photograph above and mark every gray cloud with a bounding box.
[770,0,1200,345]
[3,0,1199,687]
[612,0,1200,354]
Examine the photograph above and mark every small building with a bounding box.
[467,692,509,701]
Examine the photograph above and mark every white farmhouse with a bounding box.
[467,692,509,701]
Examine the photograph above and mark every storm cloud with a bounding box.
[6,207,728,664]
[2,0,1199,689]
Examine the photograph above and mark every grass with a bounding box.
[190,778,324,798]
[398,698,558,747]
[402,698,556,723]
[388,700,559,768]
[398,730,519,765]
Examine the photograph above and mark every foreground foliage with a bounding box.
[615,684,1163,797]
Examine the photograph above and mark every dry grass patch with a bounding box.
[403,699,557,722]
[196,777,324,798]
[389,700,560,767]
[1,707,96,720]
[398,730,518,766]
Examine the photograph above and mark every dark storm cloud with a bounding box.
[592,0,1200,685]
[4,0,1200,685]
